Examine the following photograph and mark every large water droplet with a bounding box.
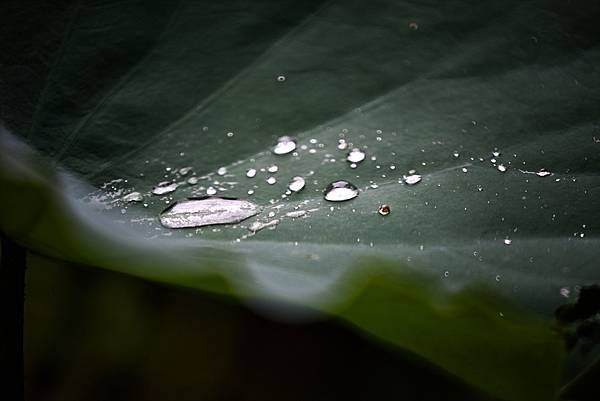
[152,182,178,195]
[267,165,279,173]
[266,177,277,185]
[288,176,306,192]
[246,168,257,178]
[346,148,366,163]
[123,192,143,202]
[403,174,422,185]
[272,136,297,155]
[324,181,359,202]
[160,197,261,228]
[217,167,227,176]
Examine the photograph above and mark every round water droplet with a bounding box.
[403,174,422,185]
[497,164,507,172]
[346,148,366,163]
[187,177,199,185]
[152,182,178,195]
[247,189,254,195]
[206,186,217,195]
[288,176,306,192]
[267,165,278,173]
[378,204,391,216]
[493,151,501,157]
[123,192,143,202]
[217,167,227,176]
[453,152,460,158]
[272,136,297,155]
[246,168,257,178]
[504,238,512,245]
[266,176,277,185]
[337,141,348,150]
[323,181,359,202]
[462,167,468,173]
[276,75,286,82]
[226,132,234,137]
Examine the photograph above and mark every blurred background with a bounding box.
[24,254,491,401]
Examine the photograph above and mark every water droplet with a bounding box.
[286,210,306,218]
[337,140,348,150]
[350,163,357,169]
[497,164,507,172]
[226,132,234,137]
[462,167,468,173]
[378,204,391,216]
[536,169,551,177]
[123,192,143,202]
[453,152,460,158]
[267,165,279,173]
[178,167,192,175]
[206,186,217,195]
[408,21,418,30]
[272,136,297,155]
[187,177,199,185]
[217,167,227,176]
[249,219,280,233]
[266,176,277,185]
[247,189,254,195]
[560,287,570,298]
[346,148,366,163]
[288,176,306,192]
[403,174,422,185]
[323,181,359,202]
[152,182,178,195]
[276,75,286,82]
[493,151,500,157]
[246,168,257,178]
[504,238,512,245]
[160,197,261,228]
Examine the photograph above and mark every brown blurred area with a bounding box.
[24,254,488,401]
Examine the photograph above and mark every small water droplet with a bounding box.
[378,204,390,216]
[346,148,366,163]
[247,189,254,195]
[226,132,234,137]
[559,287,570,298]
[152,182,178,195]
[497,164,507,172]
[267,165,279,173]
[453,152,460,158]
[323,181,359,202]
[276,75,286,82]
[206,186,217,195]
[536,169,551,177]
[504,238,512,245]
[462,167,468,173]
[179,167,192,175]
[187,177,199,185]
[493,151,500,157]
[217,167,227,176]
[160,197,260,228]
[266,176,277,185]
[246,168,257,178]
[272,136,297,155]
[403,174,422,185]
[123,192,143,202]
[286,210,306,218]
[288,176,306,192]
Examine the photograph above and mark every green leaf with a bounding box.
[2,0,599,399]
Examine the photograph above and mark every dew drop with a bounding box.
[160,197,260,228]
[226,132,234,138]
[288,176,306,192]
[246,168,257,178]
[323,181,359,202]
[346,148,366,163]
[286,210,306,218]
[378,204,391,216]
[152,182,178,195]
[123,192,143,202]
[266,176,277,185]
[272,136,297,155]
[403,174,422,185]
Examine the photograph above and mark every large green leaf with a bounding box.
[2,0,600,399]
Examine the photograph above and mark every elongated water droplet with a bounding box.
[179,167,192,175]
[217,167,227,176]
[403,174,422,185]
[378,204,390,216]
[536,169,551,177]
[123,192,143,202]
[152,182,178,195]
[286,210,306,218]
[246,168,257,178]
[266,177,277,185]
[324,181,359,202]
[159,198,258,228]
[347,148,366,163]
[249,219,279,233]
[288,176,306,192]
[272,136,297,155]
